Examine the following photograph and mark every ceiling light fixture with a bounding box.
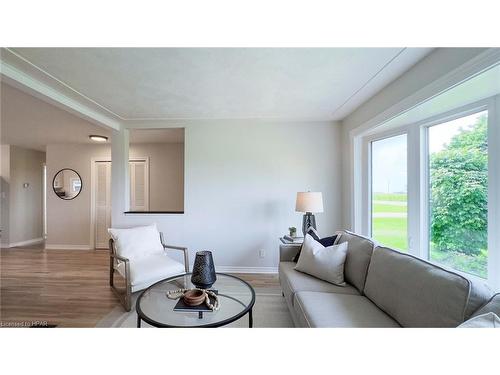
[89,135,108,142]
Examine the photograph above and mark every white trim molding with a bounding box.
[44,244,93,250]
[0,57,121,131]
[349,48,500,138]
[215,266,278,274]
[1,237,44,249]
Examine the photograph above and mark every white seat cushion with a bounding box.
[294,291,400,328]
[117,254,185,292]
[108,224,164,261]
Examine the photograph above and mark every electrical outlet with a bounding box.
[259,249,266,258]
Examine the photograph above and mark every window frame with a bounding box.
[364,129,410,251]
[421,105,490,274]
[361,95,500,289]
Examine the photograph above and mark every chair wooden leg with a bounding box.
[110,267,132,312]
[125,284,132,312]
[109,257,114,287]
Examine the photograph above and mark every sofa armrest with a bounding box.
[280,243,301,262]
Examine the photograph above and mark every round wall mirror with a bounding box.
[53,169,82,200]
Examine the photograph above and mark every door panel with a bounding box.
[95,161,111,249]
[129,160,149,211]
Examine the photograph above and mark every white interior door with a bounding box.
[94,161,112,249]
[129,160,149,211]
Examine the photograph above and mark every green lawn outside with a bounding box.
[372,203,407,213]
[372,216,408,250]
[430,246,487,279]
[373,193,407,202]
[372,192,408,250]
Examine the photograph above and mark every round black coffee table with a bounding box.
[136,273,256,328]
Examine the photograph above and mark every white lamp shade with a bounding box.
[295,192,323,213]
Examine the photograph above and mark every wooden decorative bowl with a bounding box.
[183,289,206,306]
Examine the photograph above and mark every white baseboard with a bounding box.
[216,266,278,274]
[44,244,93,250]
[1,237,44,248]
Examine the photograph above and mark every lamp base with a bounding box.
[302,212,317,236]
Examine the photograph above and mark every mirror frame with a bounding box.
[52,168,83,200]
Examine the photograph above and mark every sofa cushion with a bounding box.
[472,293,500,318]
[279,262,359,306]
[293,292,400,328]
[364,246,483,327]
[117,253,185,290]
[334,230,375,293]
[295,235,348,286]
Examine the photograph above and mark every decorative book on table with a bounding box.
[173,290,218,313]
[281,235,304,244]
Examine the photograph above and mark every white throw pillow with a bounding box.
[294,234,348,286]
[108,223,164,261]
[458,312,500,328]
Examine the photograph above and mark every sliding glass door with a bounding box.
[371,134,408,251]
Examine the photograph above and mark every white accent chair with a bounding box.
[108,224,189,311]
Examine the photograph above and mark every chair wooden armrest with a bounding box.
[109,238,132,311]
[110,251,129,263]
[159,232,189,272]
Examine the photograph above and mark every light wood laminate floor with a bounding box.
[0,247,280,327]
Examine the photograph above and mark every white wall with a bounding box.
[0,145,45,246]
[46,143,110,248]
[45,142,185,248]
[112,120,342,271]
[130,143,184,211]
[340,48,490,230]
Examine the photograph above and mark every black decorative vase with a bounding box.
[191,251,217,289]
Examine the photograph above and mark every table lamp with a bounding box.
[295,191,323,235]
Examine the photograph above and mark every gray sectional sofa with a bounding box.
[279,230,498,327]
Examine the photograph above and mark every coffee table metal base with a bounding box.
[137,308,253,328]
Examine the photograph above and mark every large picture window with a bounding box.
[360,84,500,289]
[427,111,488,278]
[371,134,408,251]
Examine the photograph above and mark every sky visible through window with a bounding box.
[428,112,484,154]
[372,112,485,194]
[372,134,407,194]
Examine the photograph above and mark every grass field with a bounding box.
[430,247,487,279]
[372,203,406,213]
[373,193,407,202]
[372,193,407,250]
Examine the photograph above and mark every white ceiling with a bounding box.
[129,128,184,143]
[0,82,112,151]
[6,48,433,121]
[1,82,184,151]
